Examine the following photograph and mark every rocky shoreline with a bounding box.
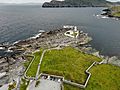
[101,8,120,20]
[0,26,120,86]
[0,27,92,85]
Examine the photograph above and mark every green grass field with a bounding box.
[64,64,120,90]
[20,78,29,90]
[26,50,43,77]
[112,12,120,17]
[85,64,120,90]
[24,55,33,68]
[23,46,120,90]
[64,83,82,90]
[111,6,120,17]
[40,47,101,84]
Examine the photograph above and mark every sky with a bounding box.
[0,0,120,4]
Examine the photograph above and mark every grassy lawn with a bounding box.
[111,6,120,11]
[63,64,120,90]
[24,55,33,68]
[26,49,43,77]
[64,83,82,90]
[112,12,120,17]
[111,6,120,17]
[85,64,120,90]
[20,78,29,90]
[40,47,101,84]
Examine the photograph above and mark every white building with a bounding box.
[64,26,79,38]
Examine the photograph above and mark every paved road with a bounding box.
[0,84,8,90]
[28,79,61,90]
[27,48,62,90]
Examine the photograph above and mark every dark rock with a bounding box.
[42,0,109,8]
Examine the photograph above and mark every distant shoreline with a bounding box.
[42,5,106,8]
[42,0,109,8]
[102,8,120,20]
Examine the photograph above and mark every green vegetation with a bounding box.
[24,46,120,90]
[42,0,108,7]
[63,64,120,90]
[24,55,33,68]
[111,6,120,17]
[40,47,101,84]
[65,0,107,5]
[26,49,43,77]
[111,6,120,11]
[20,78,29,90]
[85,64,120,90]
[112,12,120,17]
[64,83,82,90]
[8,82,16,90]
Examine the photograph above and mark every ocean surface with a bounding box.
[0,5,120,56]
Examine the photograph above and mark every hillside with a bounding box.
[42,0,109,7]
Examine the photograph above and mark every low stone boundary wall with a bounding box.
[63,80,85,88]
[24,55,35,79]
[41,73,64,79]
[63,62,97,88]
[37,62,98,89]
[24,47,105,89]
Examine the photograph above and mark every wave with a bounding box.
[12,30,45,45]
[95,14,119,20]
[28,30,45,39]
[13,40,21,45]
[95,14,109,19]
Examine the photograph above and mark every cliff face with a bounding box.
[42,0,109,7]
